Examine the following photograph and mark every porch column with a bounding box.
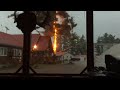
[86,11,94,71]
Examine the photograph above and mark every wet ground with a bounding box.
[0,58,87,74]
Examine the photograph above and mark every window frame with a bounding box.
[0,11,94,78]
[0,47,8,56]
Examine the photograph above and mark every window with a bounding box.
[94,11,120,71]
[30,11,87,74]
[13,49,21,56]
[0,47,7,56]
[0,11,88,76]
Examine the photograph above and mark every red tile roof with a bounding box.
[0,32,21,47]
[31,35,51,51]
[0,32,52,51]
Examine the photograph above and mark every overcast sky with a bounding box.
[0,11,120,42]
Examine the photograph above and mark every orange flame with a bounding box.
[53,28,57,54]
[53,12,58,54]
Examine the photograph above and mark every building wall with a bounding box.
[0,56,10,64]
[0,46,22,64]
[61,53,73,61]
[0,56,20,64]
[30,51,54,64]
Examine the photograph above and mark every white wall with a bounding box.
[62,53,73,60]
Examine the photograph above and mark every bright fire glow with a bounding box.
[53,12,58,54]
[54,21,56,24]
[33,44,37,49]
[53,28,57,54]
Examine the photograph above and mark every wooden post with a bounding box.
[22,31,31,75]
[16,12,37,75]
[86,11,94,72]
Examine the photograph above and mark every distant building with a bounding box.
[94,43,118,55]
[72,54,81,61]
[0,32,22,64]
[0,32,53,64]
[55,51,73,63]
[62,53,73,61]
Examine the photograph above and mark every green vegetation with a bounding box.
[96,33,120,55]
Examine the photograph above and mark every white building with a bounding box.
[61,52,73,61]
[56,51,73,63]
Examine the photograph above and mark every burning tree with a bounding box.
[55,11,77,52]
[56,11,77,36]
[8,11,77,53]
